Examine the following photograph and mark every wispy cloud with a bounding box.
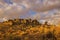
[0,0,30,19]
[0,0,60,24]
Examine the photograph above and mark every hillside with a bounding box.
[0,19,60,40]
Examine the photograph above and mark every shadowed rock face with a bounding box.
[2,19,40,25]
[41,32,57,40]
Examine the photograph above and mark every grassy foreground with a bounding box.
[0,19,60,40]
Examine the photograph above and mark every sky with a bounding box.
[0,0,60,24]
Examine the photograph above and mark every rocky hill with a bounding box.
[0,19,60,40]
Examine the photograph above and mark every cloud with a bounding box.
[32,0,60,12]
[12,0,60,12]
[0,0,60,23]
[0,1,31,19]
[32,9,60,24]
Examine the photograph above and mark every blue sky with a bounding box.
[4,0,12,4]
